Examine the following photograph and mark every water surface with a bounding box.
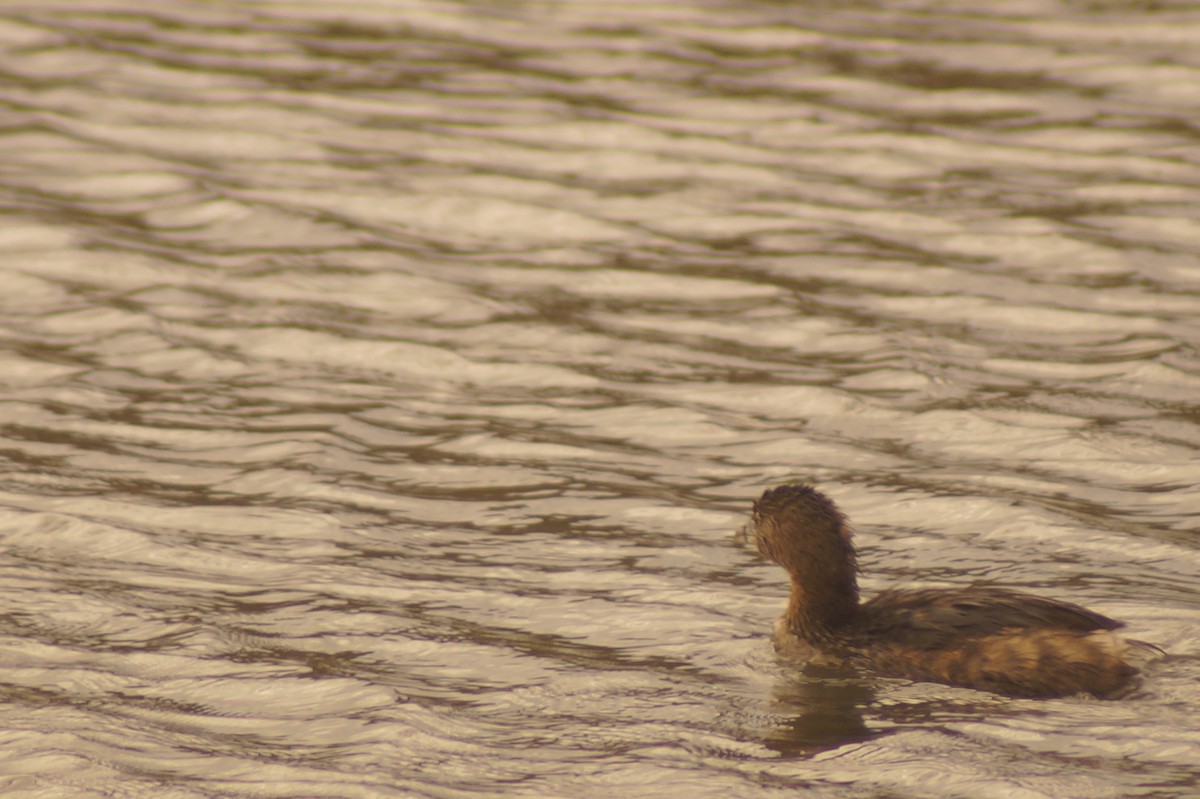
[1,1,1200,797]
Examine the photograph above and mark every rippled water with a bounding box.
[2,1,1200,796]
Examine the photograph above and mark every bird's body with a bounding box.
[745,484,1158,698]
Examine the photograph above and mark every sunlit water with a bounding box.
[1,1,1199,796]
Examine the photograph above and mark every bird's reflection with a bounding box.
[763,663,879,756]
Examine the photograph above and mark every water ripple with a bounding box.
[1,1,1199,797]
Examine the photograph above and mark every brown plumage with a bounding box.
[744,484,1159,698]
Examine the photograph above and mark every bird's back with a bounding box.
[830,587,1153,698]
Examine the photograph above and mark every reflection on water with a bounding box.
[1,0,1200,796]
[764,667,878,755]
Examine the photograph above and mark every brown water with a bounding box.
[1,1,1200,796]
